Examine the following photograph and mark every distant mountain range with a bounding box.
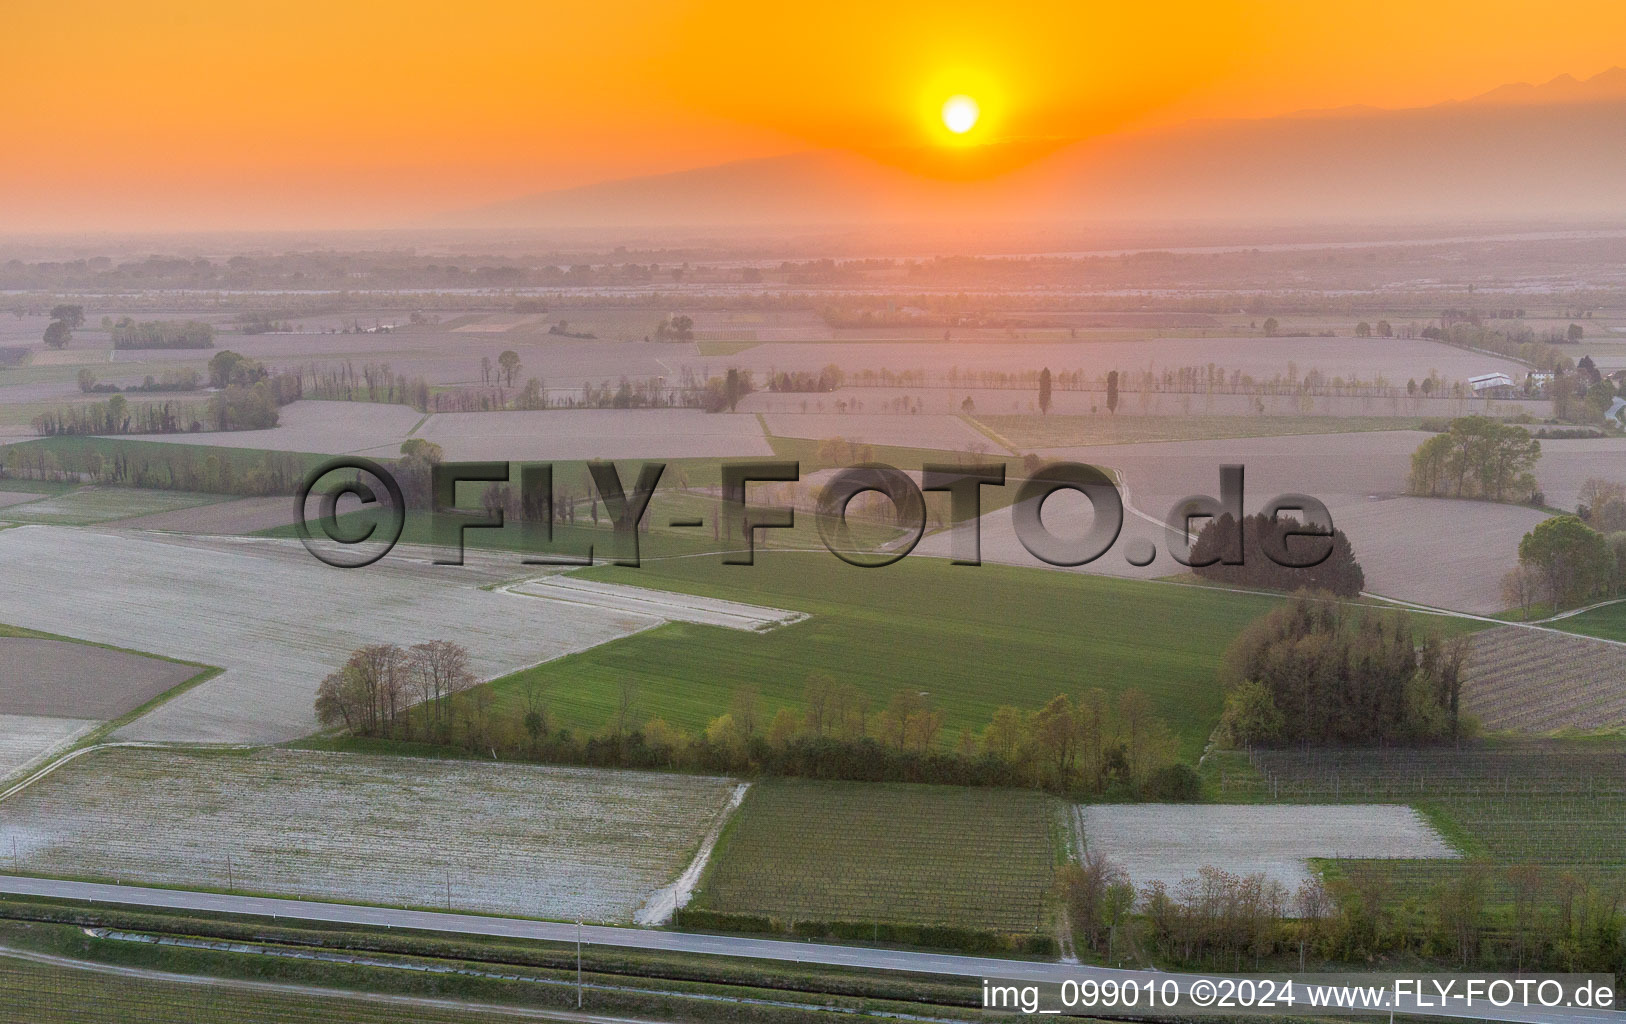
[451,68,1626,229]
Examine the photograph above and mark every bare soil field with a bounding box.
[0,747,741,923]
[1327,496,1549,613]
[0,638,199,719]
[0,492,42,509]
[1526,437,1626,511]
[127,400,423,456]
[761,413,995,452]
[408,409,772,461]
[914,432,1535,612]
[0,526,799,744]
[0,487,225,526]
[104,496,298,535]
[1077,804,1457,893]
[1463,626,1626,733]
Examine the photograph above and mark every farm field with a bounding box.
[0,717,95,783]
[0,747,741,923]
[480,552,1283,759]
[0,954,563,1024]
[693,780,1058,931]
[946,430,1549,613]
[1230,744,1626,906]
[975,414,1429,448]
[1077,804,1456,893]
[409,409,773,461]
[1462,626,1626,733]
[738,388,1546,420]
[0,633,207,781]
[103,495,298,534]
[125,400,424,456]
[760,413,997,452]
[723,337,1531,386]
[1520,437,1626,511]
[1553,601,1626,643]
[0,526,714,744]
[0,487,225,527]
[0,638,199,719]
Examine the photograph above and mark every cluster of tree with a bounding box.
[547,320,596,339]
[236,313,294,334]
[42,304,83,349]
[1189,513,1365,598]
[1407,416,1542,502]
[1352,320,1394,338]
[76,368,200,394]
[477,350,522,387]
[110,318,215,349]
[1578,478,1626,533]
[652,315,693,341]
[765,365,844,393]
[208,350,268,388]
[314,641,477,739]
[1217,597,1469,747]
[1062,855,1625,973]
[1504,513,1626,614]
[702,368,755,412]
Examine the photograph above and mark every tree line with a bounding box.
[110,318,215,349]
[313,648,1199,798]
[1061,852,1624,974]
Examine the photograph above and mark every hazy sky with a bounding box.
[6,0,1624,231]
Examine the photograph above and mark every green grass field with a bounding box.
[694,779,1060,931]
[0,486,225,525]
[1550,601,1626,643]
[973,414,1427,449]
[474,554,1282,760]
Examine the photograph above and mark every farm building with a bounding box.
[1468,372,1515,397]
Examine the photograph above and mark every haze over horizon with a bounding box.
[4,0,1625,233]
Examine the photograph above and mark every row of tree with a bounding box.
[1,440,309,496]
[30,376,296,436]
[110,318,215,349]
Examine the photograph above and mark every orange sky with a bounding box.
[5,0,1624,231]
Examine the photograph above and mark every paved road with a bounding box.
[0,875,1619,1024]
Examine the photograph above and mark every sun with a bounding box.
[940,95,980,135]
